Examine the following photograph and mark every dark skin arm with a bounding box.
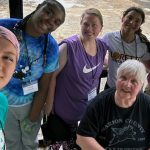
[44,43,68,115]
[43,71,57,115]
[29,73,51,122]
[29,43,68,122]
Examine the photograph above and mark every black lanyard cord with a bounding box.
[120,31,138,59]
[24,34,47,69]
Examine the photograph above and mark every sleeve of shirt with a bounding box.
[0,92,8,129]
[101,33,109,45]
[141,52,150,61]
[77,96,102,138]
[136,35,150,61]
[0,18,20,31]
[44,34,59,73]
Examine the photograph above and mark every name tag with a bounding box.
[88,87,97,101]
[22,80,38,95]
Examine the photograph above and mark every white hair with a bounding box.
[117,59,147,84]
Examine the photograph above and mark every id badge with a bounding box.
[22,80,38,95]
[88,87,97,101]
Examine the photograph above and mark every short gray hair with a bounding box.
[117,59,147,84]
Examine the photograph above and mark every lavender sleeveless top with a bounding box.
[53,35,107,124]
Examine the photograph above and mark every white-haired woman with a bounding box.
[77,59,150,149]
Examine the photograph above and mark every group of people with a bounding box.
[0,0,150,150]
[0,0,66,149]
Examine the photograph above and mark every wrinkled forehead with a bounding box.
[119,70,139,79]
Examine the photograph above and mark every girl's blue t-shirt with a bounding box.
[0,18,59,106]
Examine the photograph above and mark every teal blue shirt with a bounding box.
[0,92,8,150]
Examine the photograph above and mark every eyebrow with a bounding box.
[3,51,17,56]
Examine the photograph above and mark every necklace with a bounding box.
[120,31,138,59]
[13,25,47,80]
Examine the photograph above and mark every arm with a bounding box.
[76,95,105,149]
[76,134,105,150]
[29,73,51,122]
[99,51,109,78]
[43,43,68,116]
[43,72,56,115]
[104,51,109,66]
[29,43,68,121]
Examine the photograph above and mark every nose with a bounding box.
[46,19,56,31]
[48,17,56,26]
[86,25,92,31]
[125,80,132,87]
[129,20,136,26]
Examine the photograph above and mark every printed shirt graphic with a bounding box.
[101,31,149,87]
[100,118,147,148]
[53,35,107,124]
[109,125,136,146]
[0,18,59,106]
[83,63,100,74]
[77,88,150,149]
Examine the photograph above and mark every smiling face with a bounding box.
[0,38,17,89]
[30,3,65,36]
[121,10,143,34]
[80,14,102,40]
[116,72,142,101]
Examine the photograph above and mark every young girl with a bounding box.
[102,7,150,89]
[0,26,20,150]
[44,8,107,149]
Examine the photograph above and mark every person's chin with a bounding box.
[120,90,131,96]
[124,26,132,31]
[37,24,46,34]
[38,28,45,35]
[86,35,94,39]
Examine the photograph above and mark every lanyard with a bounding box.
[13,25,48,80]
[81,39,99,82]
[120,31,137,59]
[24,35,45,70]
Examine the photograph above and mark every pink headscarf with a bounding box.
[0,26,20,60]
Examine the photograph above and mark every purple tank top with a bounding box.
[53,35,107,124]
